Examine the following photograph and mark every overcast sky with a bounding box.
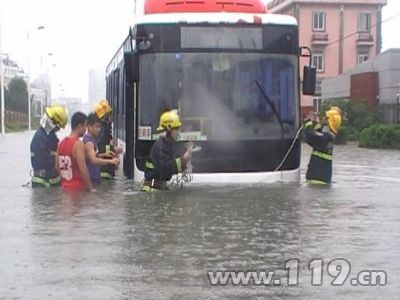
[1,0,400,101]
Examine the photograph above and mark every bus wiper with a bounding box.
[255,80,286,170]
[255,80,284,137]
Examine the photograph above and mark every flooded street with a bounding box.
[1,131,400,299]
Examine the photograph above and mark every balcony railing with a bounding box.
[311,33,329,45]
[357,32,374,46]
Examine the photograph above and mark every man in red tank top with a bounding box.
[56,112,95,192]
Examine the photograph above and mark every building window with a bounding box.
[358,13,371,32]
[357,53,369,65]
[312,53,325,72]
[313,12,326,31]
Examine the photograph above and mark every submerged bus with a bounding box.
[106,0,316,183]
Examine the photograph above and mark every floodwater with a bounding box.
[1,131,400,299]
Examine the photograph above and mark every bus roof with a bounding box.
[144,0,267,14]
[134,12,297,26]
[107,12,297,74]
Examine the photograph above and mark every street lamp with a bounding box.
[38,52,55,116]
[45,52,57,108]
[27,25,45,132]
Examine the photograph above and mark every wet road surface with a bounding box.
[1,131,400,299]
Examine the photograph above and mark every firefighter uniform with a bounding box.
[142,110,188,191]
[97,118,116,179]
[305,107,342,185]
[143,136,187,190]
[30,105,68,188]
[94,100,116,179]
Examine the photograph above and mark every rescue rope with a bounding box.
[169,128,305,188]
[170,162,193,189]
[273,124,304,172]
[169,145,201,189]
[21,170,33,187]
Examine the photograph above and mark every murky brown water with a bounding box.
[1,131,400,299]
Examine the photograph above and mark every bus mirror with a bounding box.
[303,65,316,95]
[124,50,139,84]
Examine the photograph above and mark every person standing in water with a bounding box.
[83,113,120,186]
[56,112,94,192]
[304,107,342,185]
[141,110,193,191]
[94,99,123,180]
[30,105,68,188]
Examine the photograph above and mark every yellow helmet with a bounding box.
[45,105,68,128]
[95,99,112,119]
[326,108,342,134]
[157,110,182,131]
[330,106,342,114]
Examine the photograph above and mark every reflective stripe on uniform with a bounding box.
[175,158,182,173]
[304,121,313,128]
[106,145,111,153]
[30,152,35,157]
[312,150,332,161]
[101,171,113,179]
[145,161,155,169]
[314,124,322,130]
[307,179,329,185]
[49,175,61,185]
[140,185,158,192]
[31,176,50,187]
[50,151,57,156]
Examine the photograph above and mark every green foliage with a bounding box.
[335,126,349,145]
[347,126,360,141]
[359,124,400,149]
[5,78,28,114]
[5,122,28,133]
[319,99,383,144]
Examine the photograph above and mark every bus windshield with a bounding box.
[138,53,298,141]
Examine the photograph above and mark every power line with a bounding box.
[326,11,400,47]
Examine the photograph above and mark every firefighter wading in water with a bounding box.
[304,106,342,185]
[141,110,193,191]
[30,105,68,188]
[94,99,123,179]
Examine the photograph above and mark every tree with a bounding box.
[319,99,383,143]
[5,77,28,114]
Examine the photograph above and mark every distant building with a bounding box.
[1,55,29,87]
[31,73,52,117]
[0,55,51,117]
[322,48,400,124]
[54,97,86,118]
[267,0,387,114]
[30,88,48,117]
[57,97,82,106]
[88,69,106,106]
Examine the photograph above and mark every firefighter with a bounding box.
[305,106,342,185]
[94,99,123,180]
[30,105,68,188]
[141,110,193,191]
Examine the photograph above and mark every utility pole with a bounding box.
[397,83,400,124]
[27,30,31,131]
[0,7,5,135]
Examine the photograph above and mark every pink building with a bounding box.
[267,0,387,113]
